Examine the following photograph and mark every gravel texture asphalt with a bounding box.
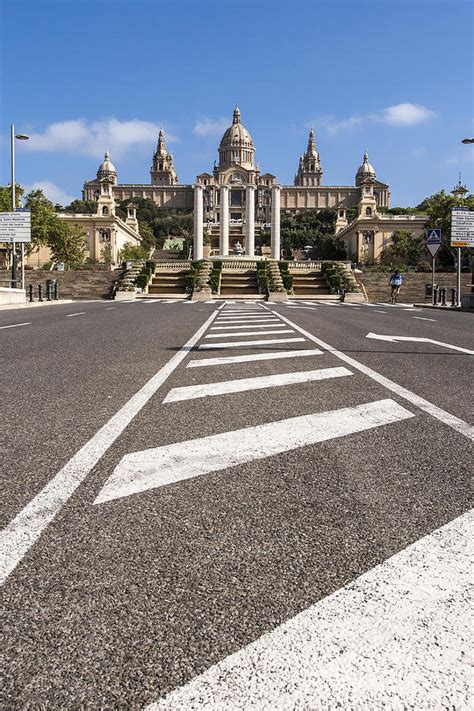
[1,298,472,709]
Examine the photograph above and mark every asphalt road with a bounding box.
[1,298,473,709]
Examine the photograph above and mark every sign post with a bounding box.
[451,207,474,308]
[0,211,31,289]
[425,229,442,305]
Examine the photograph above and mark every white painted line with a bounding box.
[205,300,214,304]
[65,312,85,317]
[148,510,472,711]
[0,308,222,585]
[0,322,31,330]
[300,301,319,305]
[221,311,263,315]
[187,349,323,368]
[183,301,197,304]
[271,309,474,440]
[211,323,286,331]
[105,307,116,311]
[199,337,305,350]
[413,316,436,322]
[164,366,353,403]
[205,329,294,339]
[283,306,318,311]
[95,399,413,504]
[320,301,340,307]
[366,332,474,354]
[217,316,279,321]
[374,310,387,314]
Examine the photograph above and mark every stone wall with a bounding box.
[24,270,119,300]
[358,272,460,303]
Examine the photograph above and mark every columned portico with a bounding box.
[271,185,281,260]
[220,184,229,256]
[193,183,204,260]
[245,184,256,256]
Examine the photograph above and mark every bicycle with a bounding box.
[390,285,401,304]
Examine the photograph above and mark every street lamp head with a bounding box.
[15,133,29,140]
[461,138,474,144]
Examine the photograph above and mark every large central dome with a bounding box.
[218,106,255,170]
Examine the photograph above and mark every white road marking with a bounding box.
[205,329,294,338]
[0,308,223,585]
[198,337,305,350]
[374,310,387,313]
[148,510,472,711]
[65,312,85,317]
[164,366,353,403]
[320,301,341,307]
[282,306,318,311]
[105,307,116,311]
[413,316,436,322]
[271,310,474,440]
[366,332,474,354]
[0,322,31,330]
[221,310,263,314]
[216,317,279,322]
[211,323,284,330]
[95,399,413,504]
[187,349,323,368]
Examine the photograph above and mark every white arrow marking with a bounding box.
[163,366,352,403]
[94,399,413,504]
[366,332,474,354]
[147,510,472,710]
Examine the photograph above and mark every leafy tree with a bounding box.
[48,222,87,267]
[101,243,112,267]
[379,229,424,267]
[0,184,24,211]
[279,209,346,259]
[118,242,149,260]
[63,199,97,214]
[137,221,155,251]
[417,190,474,267]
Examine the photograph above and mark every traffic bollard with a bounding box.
[433,285,439,305]
[54,282,59,300]
[46,283,52,301]
[28,284,34,302]
[451,288,457,307]
[440,288,446,306]
[38,284,43,302]
[340,288,345,302]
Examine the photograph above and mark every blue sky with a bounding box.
[1,0,473,207]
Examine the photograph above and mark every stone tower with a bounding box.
[294,129,323,186]
[151,129,178,185]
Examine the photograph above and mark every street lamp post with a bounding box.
[10,124,29,289]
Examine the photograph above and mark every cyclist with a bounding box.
[389,270,403,303]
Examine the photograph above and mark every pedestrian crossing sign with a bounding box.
[425,229,441,257]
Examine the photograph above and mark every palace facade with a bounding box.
[83,106,394,258]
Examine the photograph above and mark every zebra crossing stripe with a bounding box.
[94,399,413,504]
[211,323,286,330]
[205,329,294,339]
[198,338,305,349]
[147,510,472,710]
[163,367,352,403]
[187,349,324,368]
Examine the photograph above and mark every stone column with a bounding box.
[219,184,229,256]
[193,183,203,261]
[271,185,281,260]
[245,185,256,257]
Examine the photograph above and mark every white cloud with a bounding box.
[193,117,229,137]
[24,181,76,207]
[19,118,178,158]
[381,103,437,126]
[312,102,437,135]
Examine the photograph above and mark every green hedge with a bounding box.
[322,262,360,293]
[210,261,223,293]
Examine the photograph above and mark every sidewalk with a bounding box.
[0,299,74,311]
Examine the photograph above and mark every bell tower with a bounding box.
[151,129,179,185]
[294,129,323,186]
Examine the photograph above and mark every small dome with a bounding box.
[356,150,376,178]
[97,150,117,178]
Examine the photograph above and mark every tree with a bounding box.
[137,221,155,251]
[0,184,24,211]
[63,199,97,214]
[118,242,149,260]
[417,190,474,268]
[379,229,424,267]
[48,222,87,267]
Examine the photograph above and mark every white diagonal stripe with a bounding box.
[198,338,305,349]
[94,399,414,504]
[187,349,323,368]
[164,366,352,403]
[148,510,472,710]
[205,329,293,339]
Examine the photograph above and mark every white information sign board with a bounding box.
[451,207,474,247]
[0,211,32,243]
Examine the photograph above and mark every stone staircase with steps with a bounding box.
[148,267,190,297]
[290,269,331,297]
[151,249,183,262]
[219,268,259,297]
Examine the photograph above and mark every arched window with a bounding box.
[102,206,109,215]
[365,207,372,217]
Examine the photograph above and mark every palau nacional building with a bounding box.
[82,106,426,263]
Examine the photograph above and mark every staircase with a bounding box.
[148,268,189,296]
[219,268,259,297]
[290,270,331,297]
[152,249,183,262]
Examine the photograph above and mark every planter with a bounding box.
[115,290,136,301]
[192,286,212,301]
[267,290,289,303]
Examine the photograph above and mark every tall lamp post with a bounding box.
[11,125,29,288]
[461,138,474,299]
